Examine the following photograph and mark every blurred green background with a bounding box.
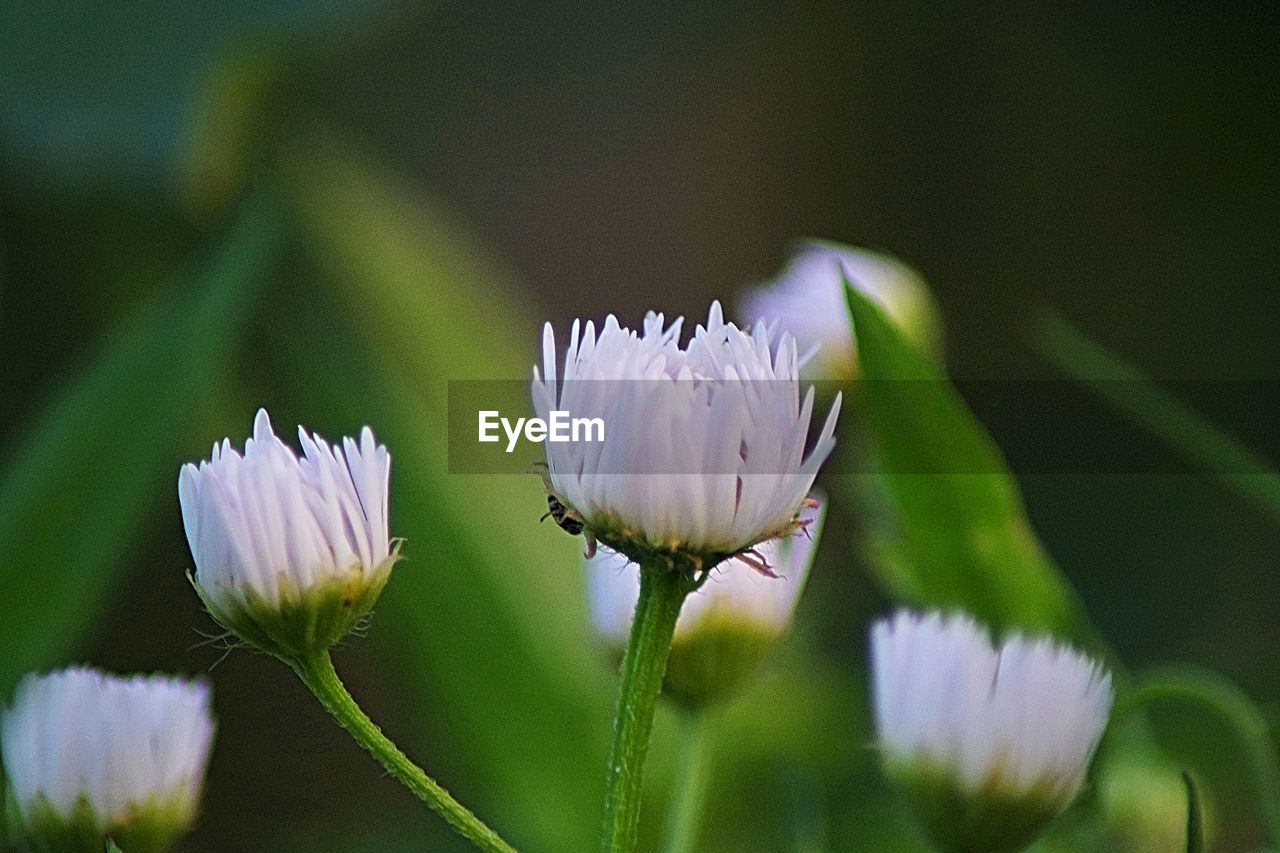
[2,3,1279,851]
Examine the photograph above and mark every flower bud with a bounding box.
[1,667,214,853]
[740,240,940,378]
[870,610,1113,853]
[534,302,839,573]
[587,501,823,707]
[178,409,398,658]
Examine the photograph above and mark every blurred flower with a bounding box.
[533,301,839,569]
[870,609,1113,852]
[739,240,940,378]
[1,667,214,853]
[587,500,824,706]
[178,408,398,658]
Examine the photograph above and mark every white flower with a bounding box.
[1,667,214,850]
[870,610,1113,849]
[533,302,839,564]
[739,240,939,377]
[178,408,397,656]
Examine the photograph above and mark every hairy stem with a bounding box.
[292,650,516,853]
[600,565,695,852]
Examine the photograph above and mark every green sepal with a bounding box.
[886,758,1069,853]
[662,619,779,710]
[1097,752,1197,852]
[10,790,195,853]
[594,527,733,578]
[597,618,784,710]
[189,546,399,659]
[543,471,809,580]
[585,512,806,581]
[10,795,100,853]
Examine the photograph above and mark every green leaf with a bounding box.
[843,275,1082,634]
[0,194,274,693]
[105,840,124,853]
[1183,771,1204,853]
[275,135,609,850]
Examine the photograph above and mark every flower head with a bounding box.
[587,500,823,706]
[740,240,939,377]
[870,610,1113,852]
[178,409,397,658]
[1,667,214,853]
[533,302,839,570]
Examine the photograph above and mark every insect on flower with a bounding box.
[543,494,583,535]
[542,493,598,558]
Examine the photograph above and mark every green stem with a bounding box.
[661,711,714,853]
[601,565,696,853]
[291,650,516,853]
[1116,666,1280,845]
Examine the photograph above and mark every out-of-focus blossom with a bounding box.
[740,240,940,378]
[587,500,824,706]
[870,609,1113,852]
[2,667,215,853]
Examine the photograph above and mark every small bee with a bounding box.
[541,494,597,558]
[542,494,583,536]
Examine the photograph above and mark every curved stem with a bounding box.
[661,710,714,853]
[292,650,516,853]
[1117,666,1280,845]
[601,565,695,853]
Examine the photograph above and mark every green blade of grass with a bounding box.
[0,193,275,693]
[1034,310,1280,522]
